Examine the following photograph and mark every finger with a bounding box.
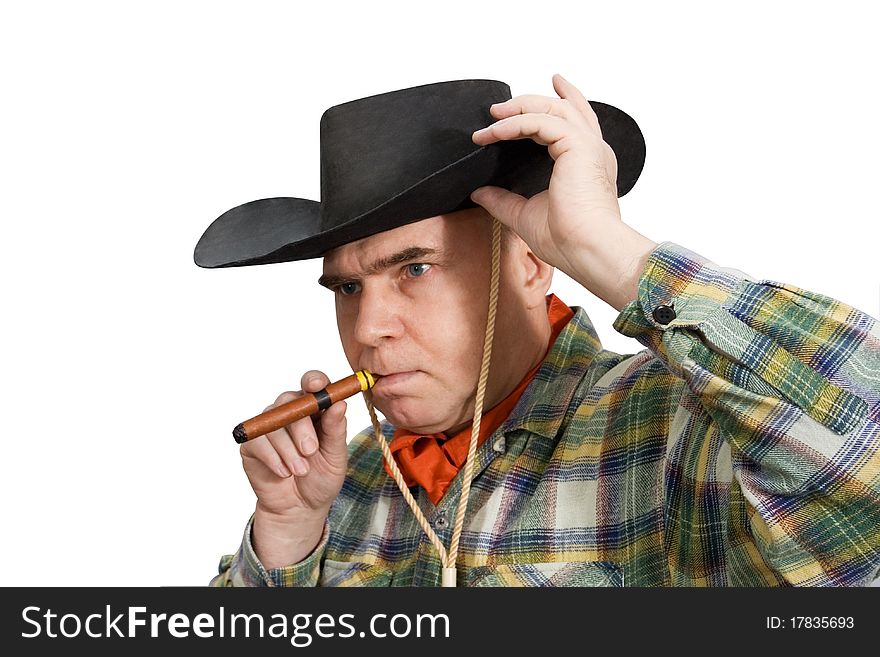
[267,424,311,475]
[552,74,602,138]
[240,434,294,479]
[264,391,313,472]
[473,113,568,149]
[315,399,348,456]
[489,94,587,126]
[282,398,347,475]
[301,369,330,393]
[284,412,321,461]
[470,186,529,233]
[292,370,333,457]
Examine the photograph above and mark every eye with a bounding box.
[405,263,431,278]
[337,281,361,296]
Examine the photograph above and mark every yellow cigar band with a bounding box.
[356,369,376,391]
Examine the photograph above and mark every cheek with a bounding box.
[411,291,484,373]
[335,306,360,362]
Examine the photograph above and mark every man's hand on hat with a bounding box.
[470,74,657,312]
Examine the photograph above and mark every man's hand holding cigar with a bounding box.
[242,370,348,569]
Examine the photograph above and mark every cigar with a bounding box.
[232,370,379,444]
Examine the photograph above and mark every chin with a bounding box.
[372,397,454,434]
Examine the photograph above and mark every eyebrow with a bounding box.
[318,246,443,289]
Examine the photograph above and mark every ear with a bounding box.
[508,237,554,310]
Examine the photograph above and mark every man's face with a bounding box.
[321,209,524,434]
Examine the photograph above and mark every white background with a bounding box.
[1,1,877,586]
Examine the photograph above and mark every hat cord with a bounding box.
[365,218,502,587]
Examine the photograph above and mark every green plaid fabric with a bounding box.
[213,242,880,587]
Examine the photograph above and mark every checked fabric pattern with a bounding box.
[213,242,880,587]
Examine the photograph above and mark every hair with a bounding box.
[499,222,516,252]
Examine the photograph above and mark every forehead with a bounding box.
[322,210,488,271]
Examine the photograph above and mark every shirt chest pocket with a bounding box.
[320,559,393,587]
[466,561,623,587]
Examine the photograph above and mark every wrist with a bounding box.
[252,504,327,569]
[566,221,657,312]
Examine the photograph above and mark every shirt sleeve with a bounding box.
[613,241,880,586]
[210,515,329,587]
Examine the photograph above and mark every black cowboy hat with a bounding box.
[193,79,645,268]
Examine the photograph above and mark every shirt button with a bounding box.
[493,437,506,453]
[652,304,676,325]
[433,512,448,530]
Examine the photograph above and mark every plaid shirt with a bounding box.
[213,242,880,587]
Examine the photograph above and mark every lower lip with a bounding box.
[373,371,420,393]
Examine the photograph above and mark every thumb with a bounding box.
[470,186,527,232]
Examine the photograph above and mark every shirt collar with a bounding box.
[500,305,604,440]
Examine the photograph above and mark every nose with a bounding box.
[353,283,405,347]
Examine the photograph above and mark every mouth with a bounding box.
[370,370,421,394]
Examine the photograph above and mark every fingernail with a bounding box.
[301,436,318,455]
[278,463,291,478]
[292,460,308,476]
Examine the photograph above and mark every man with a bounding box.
[196,75,880,586]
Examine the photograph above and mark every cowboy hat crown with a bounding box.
[194,79,645,268]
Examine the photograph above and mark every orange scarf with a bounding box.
[385,294,573,505]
